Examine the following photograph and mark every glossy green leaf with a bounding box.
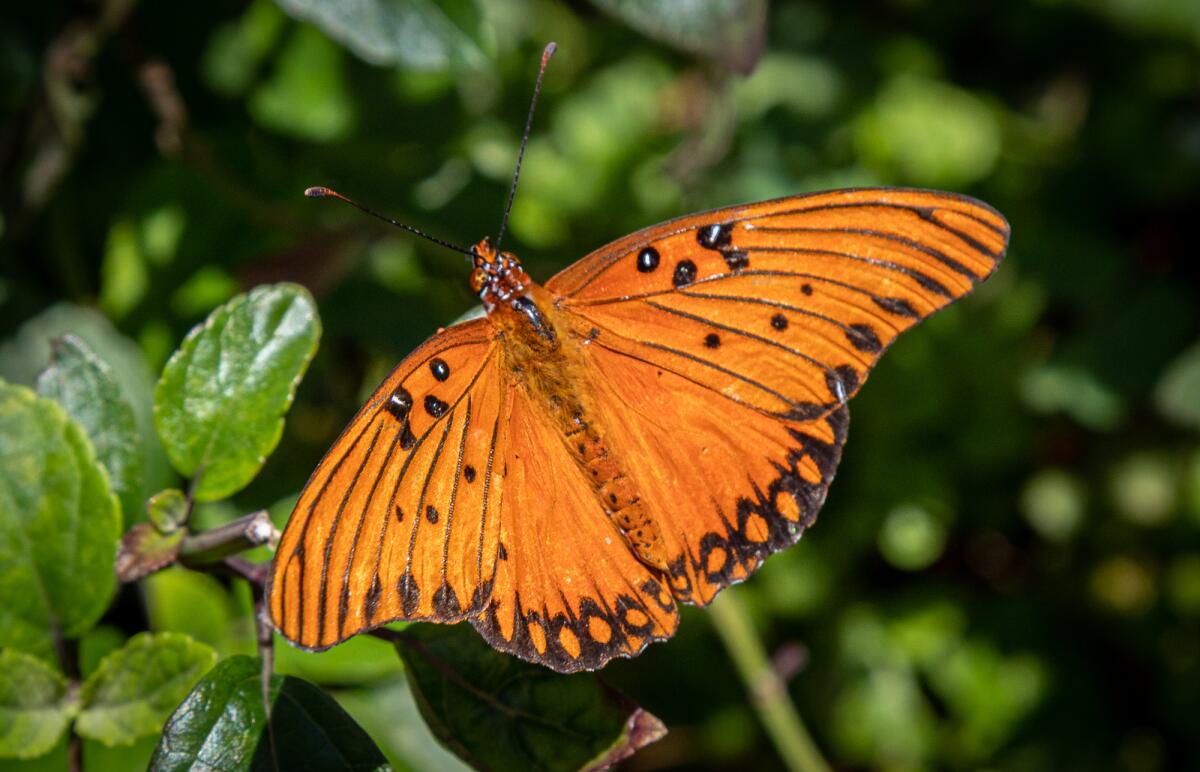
[153,284,320,502]
[0,649,76,760]
[397,624,666,772]
[76,632,217,746]
[149,655,388,771]
[588,0,766,73]
[274,0,486,70]
[0,382,121,660]
[37,334,143,521]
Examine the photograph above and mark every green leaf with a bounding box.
[274,0,486,70]
[36,334,143,521]
[249,26,356,142]
[854,74,1002,187]
[76,632,217,746]
[396,624,667,772]
[0,303,170,517]
[146,488,188,533]
[153,284,320,502]
[588,0,766,73]
[0,382,121,660]
[1155,340,1200,432]
[0,649,76,760]
[149,655,388,771]
[273,633,402,686]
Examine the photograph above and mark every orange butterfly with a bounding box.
[269,46,1009,673]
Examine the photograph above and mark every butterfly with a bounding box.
[269,46,1010,674]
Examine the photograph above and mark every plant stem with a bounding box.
[708,588,831,772]
[178,510,276,566]
[54,634,82,772]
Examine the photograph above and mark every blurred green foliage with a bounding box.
[2,0,1199,769]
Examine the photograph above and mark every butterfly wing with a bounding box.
[471,386,680,672]
[271,318,510,650]
[546,187,1008,603]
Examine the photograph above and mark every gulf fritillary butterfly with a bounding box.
[269,45,1009,673]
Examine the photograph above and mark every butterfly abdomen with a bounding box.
[570,425,669,571]
[498,286,670,572]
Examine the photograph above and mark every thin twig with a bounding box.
[709,588,831,772]
[178,511,276,566]
[220,555,270,586]
[54,634,82,772]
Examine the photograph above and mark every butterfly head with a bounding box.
[470,236,532,311]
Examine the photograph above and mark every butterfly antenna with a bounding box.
[495,41,556,250]
[304,186,473,257]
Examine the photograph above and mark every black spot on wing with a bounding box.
[873,295,921,318]
[697,222,734,250]
[364,574,383,622]
[397,572,419,616]
[723,250,750,271]
[432,583,461,617]
[673,260,697,288]
[384,387,413,421]
[424,395,449,418]
[636,247,660,273]
[845,323,882,353]
[826,365,859,402]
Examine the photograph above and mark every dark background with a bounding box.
[2,0,1199,769]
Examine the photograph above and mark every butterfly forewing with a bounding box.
[270,319,508,650]
[549,188,1008,418]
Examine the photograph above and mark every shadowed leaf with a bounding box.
[36,335,143,522]
[275,0,486,70]
[396,624,666,772]
[588,0,766,73]
[149,655,388,771]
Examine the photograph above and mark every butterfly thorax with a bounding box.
[476,243,670,573]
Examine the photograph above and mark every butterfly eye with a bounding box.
[469,268,489,294]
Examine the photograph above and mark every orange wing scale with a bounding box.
[270,319,508,650]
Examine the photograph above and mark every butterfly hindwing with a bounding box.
[270,319,509,650]
[472,386,679,672]
[581,337,849,604]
